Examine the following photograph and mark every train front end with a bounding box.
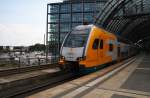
[59,25,92,71]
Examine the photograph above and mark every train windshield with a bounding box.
[64,28,91,47]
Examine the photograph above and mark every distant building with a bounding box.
[13,46,29,52]
[9,46,14,51]
[0,46,29,52]
[47,0,108,57]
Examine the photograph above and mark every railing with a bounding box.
[0,56,58,70]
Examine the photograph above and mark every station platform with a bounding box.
[27,53,150,98]
[0,67,60,98]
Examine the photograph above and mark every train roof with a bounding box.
[74,24,132,44]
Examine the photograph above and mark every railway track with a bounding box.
[0,69,75,98]
[0,56,136,98]
[0,63,58,77]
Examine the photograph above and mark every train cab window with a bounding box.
[92,39,99,49]
[63,28,91,47]
[109,43,113,51]
[99,39,103,49]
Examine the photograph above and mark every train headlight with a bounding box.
[59,56,65,65]
[77,56,86,61]
[60,56,65,60]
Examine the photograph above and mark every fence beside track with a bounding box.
[0,56,57,68]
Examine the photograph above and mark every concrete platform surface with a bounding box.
[26,54,150,98]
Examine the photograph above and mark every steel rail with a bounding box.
[0,63,58,77]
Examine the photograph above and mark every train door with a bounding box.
[108,39,117,62]
[98,38,104,64]
[91,38,99,65]
[117,43,121,61]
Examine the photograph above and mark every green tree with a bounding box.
[29,44,46,52]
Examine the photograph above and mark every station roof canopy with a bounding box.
[95,0,150,48]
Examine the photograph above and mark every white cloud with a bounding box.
[0,0,63,46]
[0,24,45,46]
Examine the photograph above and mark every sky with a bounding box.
[0,0,62,46]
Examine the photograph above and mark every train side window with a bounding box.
[99,39,103,49]
[109,43,113,51]
[92,39,99,49]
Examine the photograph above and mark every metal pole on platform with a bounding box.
[46,4,48,64]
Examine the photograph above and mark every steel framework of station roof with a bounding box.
[95,0,150,45]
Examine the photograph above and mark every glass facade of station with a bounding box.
[47,0,108,62]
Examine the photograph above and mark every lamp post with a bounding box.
[134,36,150,48]
[135,39,143,48]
